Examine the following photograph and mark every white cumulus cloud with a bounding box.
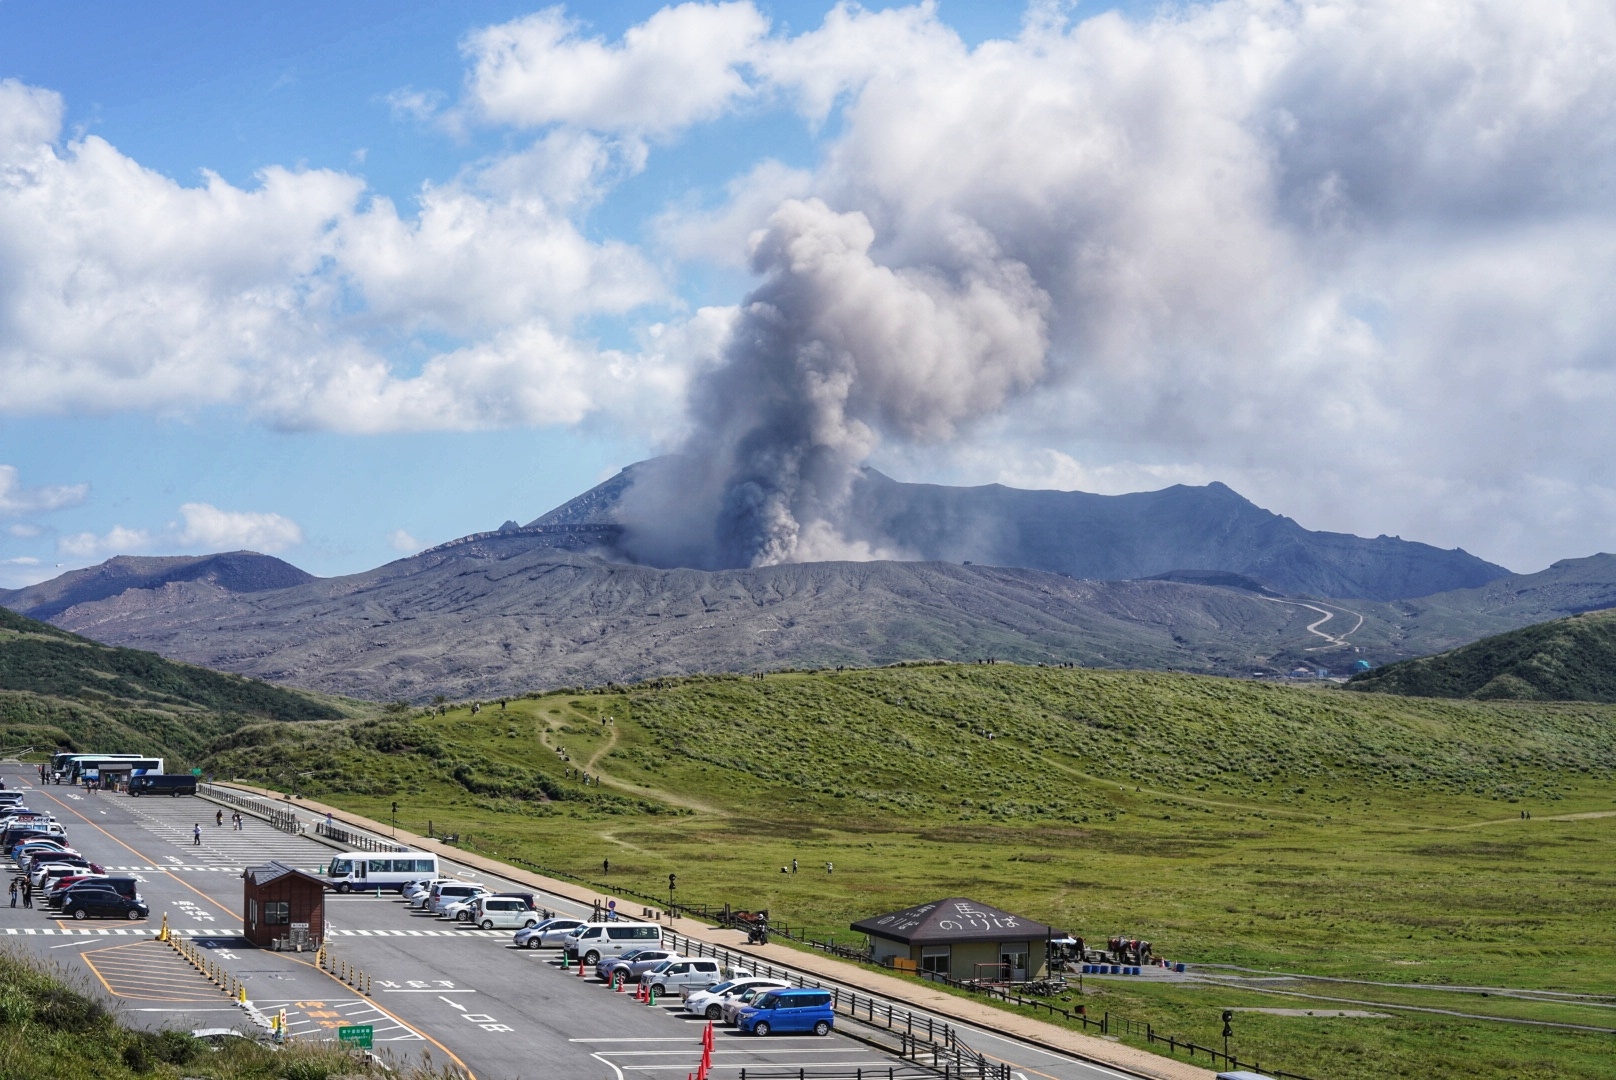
[0,465,87,515]
[461,3,768,136]
[175,503,304,553]
[54,503,304,560]
[387,529,421,553]
[0,77,664,434]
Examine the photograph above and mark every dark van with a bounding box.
[736,989,835,1037]
[129,774,198,797]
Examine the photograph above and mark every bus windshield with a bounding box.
[328,859,352,876]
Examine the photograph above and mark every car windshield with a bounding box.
[616,949,646,961]
[646,961,674,974]
[705,980,737,996]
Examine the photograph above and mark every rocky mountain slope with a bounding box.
[0,533,1401,700]
[5,533,1613,702]
[1350,606,1616,702]
[533,461,1511,600]
[0,551,313,622]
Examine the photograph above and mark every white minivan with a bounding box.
[563,922,663,965]
[466,896,540,930]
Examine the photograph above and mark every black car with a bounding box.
[49,878,139,909]
[61,888,148,920]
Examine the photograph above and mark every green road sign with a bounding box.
[190,768,202,776]
[337,1024,373,1049]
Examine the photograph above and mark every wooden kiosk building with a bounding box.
[851,897,1058,983]
[241,862,328,950]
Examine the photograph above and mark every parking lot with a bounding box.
[1,768,982,1080]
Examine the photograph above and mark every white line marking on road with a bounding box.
[440,997,466,1011]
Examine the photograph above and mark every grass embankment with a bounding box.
[203,664,1616,1080]
[0,606,357,765]
[1351,607,1616,702]
[0,945,415,1079]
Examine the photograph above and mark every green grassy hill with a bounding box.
[0,606,348,763]
[196,663,1616,1079]
[1349,607,1616,701]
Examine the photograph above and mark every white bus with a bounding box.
[325,851,440,893]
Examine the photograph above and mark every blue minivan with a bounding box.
[735,988,835,1037]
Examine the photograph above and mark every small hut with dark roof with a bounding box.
[241,861,328,949]
[850,897,1058,982]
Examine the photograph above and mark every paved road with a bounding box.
[0,770,925,1080]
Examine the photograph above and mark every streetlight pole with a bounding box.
[668,873,676,918]
[391,802,398,839]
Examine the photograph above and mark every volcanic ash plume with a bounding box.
[618,198,1050,568]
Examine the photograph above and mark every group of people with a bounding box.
[194,810,246,843]
[8,877,32,908]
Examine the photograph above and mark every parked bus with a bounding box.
[48,754,162,784]
[128,774,198,797]
[325,851,440,893]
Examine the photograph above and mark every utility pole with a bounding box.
[391,801,398,839]
[668,872,677,917]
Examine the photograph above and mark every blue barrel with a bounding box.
[1130,967,1140,976]
[1175,963,1186,973]
[1110,965,1120,975]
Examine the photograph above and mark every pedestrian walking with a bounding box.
[791,858,798,874]
[8,879,16,908]
[215,809,223,827]
[193,823,202,845]
[21,883,31,909]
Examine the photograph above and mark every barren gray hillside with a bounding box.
[533,460,1510,600]
[0,551,313,621]
[5,537,1615,701]
[0,533,1404,700]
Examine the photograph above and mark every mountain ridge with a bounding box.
[533,460,1509,601]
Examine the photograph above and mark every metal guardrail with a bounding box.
[314,821,407,853]
[666,931,1009,1080]
[736,1068,940,1079]
[198,784,304,835]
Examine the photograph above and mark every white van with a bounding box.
[325,852,440,893]
[467,896,541,930]
[563,922,663,965]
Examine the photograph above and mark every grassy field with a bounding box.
[200,664,1616,1080]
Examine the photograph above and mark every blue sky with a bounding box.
[3,0,1614,585]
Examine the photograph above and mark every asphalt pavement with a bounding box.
[0,769,938,1080]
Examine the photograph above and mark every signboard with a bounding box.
[291,922,310,930]
[337,1025,373,1048]
[191,768,202,776]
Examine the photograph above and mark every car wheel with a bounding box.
[127,909,143,920]
[526,938,543,950]
[72,909,87,920]
[457,911,471,922]
[480,919,494,930]
[813,1020,830,1036]
[522,919,537,928]
[705,1004,722,1020]
[753,1021,770,1037]
[584,950,601,966]
[336,883,351,894]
